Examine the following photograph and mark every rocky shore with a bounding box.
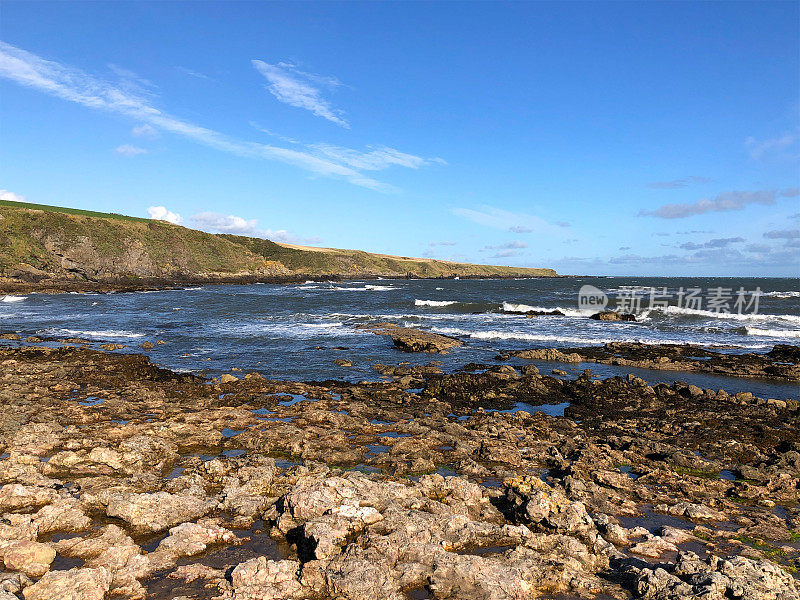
[0,344,798,599]
[502,342,800,382]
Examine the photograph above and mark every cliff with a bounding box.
[0,200,557,292]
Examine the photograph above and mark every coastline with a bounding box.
[0,273,564,295]
[1,341,797,598]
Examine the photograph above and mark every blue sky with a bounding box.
[1,1,798,276]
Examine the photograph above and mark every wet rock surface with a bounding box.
[0,345,797,599]
[504,341,800,381]
[357,323,464,354]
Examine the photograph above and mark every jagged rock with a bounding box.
[23,567,112,600]
[635,551,799,600]
[230,557,304,599]
[106,491,216,532]
[1,540,55,577]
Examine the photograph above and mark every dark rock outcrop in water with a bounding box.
[590,311,637,322]
[503,341,800,381]
[0,344,798,599]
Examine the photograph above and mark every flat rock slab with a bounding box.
[358,322,463,354]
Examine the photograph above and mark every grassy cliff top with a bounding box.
[0,201,557,286]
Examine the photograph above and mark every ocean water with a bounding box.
[1,277,798,398]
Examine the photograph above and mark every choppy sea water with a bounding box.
[1,277,798,399]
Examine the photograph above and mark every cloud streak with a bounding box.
[647,175,710,189]
[0,42,435,192]
[679,237,744,250]
[252,60,348,127]
[116,144,147,157]
[639,190,787,219]
[452,206,564,237]
[745,133,795,160]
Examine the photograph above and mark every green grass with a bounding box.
[0,199,150,222]
[672,465,720,479]
[733,535,788,559]
[0,200,558,280]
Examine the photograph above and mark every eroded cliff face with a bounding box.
[0,203,557,291]
[0,207,291,287]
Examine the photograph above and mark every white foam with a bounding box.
[415,299,458,307]
[428,326,771,348]
[54,329,145,339]
[1,295,26,303]
[761,291,800,298]
[501,302,584,317]
[745,327,800,339]
[657,305,800,325]
[334,285,397,291]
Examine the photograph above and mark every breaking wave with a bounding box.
[415,299,459,307]
[745,327,800,339]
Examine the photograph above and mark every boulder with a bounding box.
[2,540,55,577]
[589,311,636,322]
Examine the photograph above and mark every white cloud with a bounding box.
[132,124,158,138]
[188,211,316,244]
[147,206,182,224]
[310,144,445,170]
[115,144,147,157]
[0,42,436,192]
[483,241,528,250]
[764,229,800,239]
[647,176,711,189]
[452,206,564,236]
[252,60,348,127]
[189,212,260,235]
[175,66,213,81]
[745,133,795,160]
[639,190,778,219]
[0,190,25,203]
[489,249,523,259]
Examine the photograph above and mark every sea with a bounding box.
[2,276,799,399]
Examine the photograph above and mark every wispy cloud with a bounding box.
[252,60,348,127]
[647,175,711,189]
[188,211,318,244]
[309,144,445,170]
[679,236,744,250]
[175,66,213,81]
[132,124,159,138]
[0,42,434,192]
[0,189,25,203]
[452,206,563,236]
[610,244,798,269]
[115,144,147,157]
[189,211,261,235]
[745,133,795,160]
[147,206,182,224]
[483,241,528,250]
[428,241,457,247]
[488,249,524,259]
[764,229,800,239]
[639,189,785,219]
